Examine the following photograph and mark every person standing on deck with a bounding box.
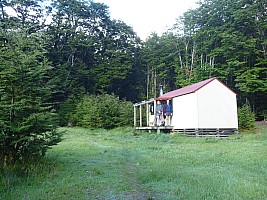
[164,100,172,126]
[156,101,163,126]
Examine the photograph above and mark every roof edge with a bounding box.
[155,77,237,100]
[155,92,194,100]
[214,78,237,95]
[192,77,217,93]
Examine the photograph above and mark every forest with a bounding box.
[0,0,266,163]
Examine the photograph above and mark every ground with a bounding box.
[1,126,267,199]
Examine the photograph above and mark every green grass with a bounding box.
[1,126,267,199]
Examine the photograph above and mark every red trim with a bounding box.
[214,78,237,95]
[155,77,236,100]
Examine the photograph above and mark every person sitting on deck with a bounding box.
[156,101,163,126]
[164,100,172,126]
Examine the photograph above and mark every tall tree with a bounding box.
[92,19,143,99]
[172,0,267,115]
[45,0,101,102]
[46,0,143,101]
[0,0,62,164]
[0,31,61,164]
[143,33,181,98]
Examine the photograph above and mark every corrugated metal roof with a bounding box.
[156,77,220,100]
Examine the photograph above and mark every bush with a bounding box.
[57,95,80,126]
[0,111,62,165]
[72,94,133,129]
[238,104,255,130]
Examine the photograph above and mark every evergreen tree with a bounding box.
[0,30,61,165]
[72,94,133,129]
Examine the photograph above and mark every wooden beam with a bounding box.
[139,105,142,127]
[133,99,154,106]
[146,103,149,126]
[154,100,157,126]
[133,106,136,127]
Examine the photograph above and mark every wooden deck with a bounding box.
[135,127,238,136]
[135,126,174,130]
[135,126,174,133]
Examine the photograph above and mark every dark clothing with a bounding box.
[150,104,154,114]
[164,104,172,116]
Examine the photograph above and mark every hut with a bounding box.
[134,78,238,135]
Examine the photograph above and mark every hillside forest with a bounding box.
[0,0,266,162]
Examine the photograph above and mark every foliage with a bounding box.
[142,33,179,97]
[3,0,266,118]
[72,94,133,129]
[238,104,255,130]
[57,95,80,126]
[92,19,143,99]
[0,31,62,164]
[142,0,267,115]
[45,0,143,102]
[177,0,267,115]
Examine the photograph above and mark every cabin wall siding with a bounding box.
[196,79,238,129]
[172,93,198,129]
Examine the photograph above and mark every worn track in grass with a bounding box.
[1,126,267,199]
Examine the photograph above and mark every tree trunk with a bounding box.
[146,66,150,99]
[190,41,196,71]
[153,70,157,98]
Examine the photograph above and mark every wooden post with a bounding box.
[134,106,136,127]
[146,103,149,126]
[154,100,157,126]
[139,105,142,127]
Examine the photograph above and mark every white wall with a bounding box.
[172,93,198,129]
[196,79,238,129]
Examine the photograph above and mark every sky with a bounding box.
[95,0,198,40]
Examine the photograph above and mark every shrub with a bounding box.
[238,104,255,130]
[57,95,80,126]
[72,94,133,129]
[0,111,62,165]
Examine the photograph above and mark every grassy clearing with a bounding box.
[1,126,267,199]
